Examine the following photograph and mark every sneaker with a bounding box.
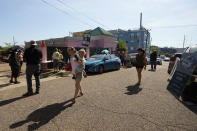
[10,80,14,83]
[35,91,39,94]
[23,92,33,97]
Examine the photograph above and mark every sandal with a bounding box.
[14,81,20,84]
[72,98,76,103]
[80,92,83,96]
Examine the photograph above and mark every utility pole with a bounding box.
[140,12,142,30]
[13,36,17,46]
[183,35,185,49]
[139,12,143,48]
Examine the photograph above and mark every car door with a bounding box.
[103,55,111,71]
[110,54,118,69]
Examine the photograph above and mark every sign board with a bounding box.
[82,33,91,46]
[167,51,197,98]
[167,70,190,98]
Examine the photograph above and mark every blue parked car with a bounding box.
[85,54,121,73]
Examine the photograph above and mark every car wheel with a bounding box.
[98,65,104,74]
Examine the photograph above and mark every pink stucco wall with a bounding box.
[66,37,116,49]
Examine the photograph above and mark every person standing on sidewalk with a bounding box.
[23,40,42,96]
[150,51,157,71]
[135,48,147,85]
[120,51,125,67]
[9,49,21,84]
[18,50,23,73]
[68,47,84,103]
[52,48,60,73]
[58,50,64,70]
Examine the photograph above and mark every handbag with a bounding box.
[65,63,72,71]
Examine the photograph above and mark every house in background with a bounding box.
[109,28,151,54]
[25,27,117,64]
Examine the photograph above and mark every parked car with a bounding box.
[146,57,150,65]
[129,53,137,65]
[156,58,162,65]
[168,53,182,74]
[85,54,121,73]
[164,57,170,61]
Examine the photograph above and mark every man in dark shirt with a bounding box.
[150,51,157,71]
[23,40,42,96]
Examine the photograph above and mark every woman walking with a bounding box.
[9,49,21,84]
[135,48,147,85]
[68,47,84,103]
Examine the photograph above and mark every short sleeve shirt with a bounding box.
[70,56,79,74]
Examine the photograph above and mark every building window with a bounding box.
[130,33,134,39]
[119,34,123,37]
[137,32,141,38]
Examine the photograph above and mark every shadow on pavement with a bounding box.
[0,70,10,73]
[0,83,11,88]
[0,95,28,107]
[10,99,74,131]
[125,84,142,95]
[148,69,156,72]
[86,69,119,76]
[40,71,70,79]
[0,74,10,78]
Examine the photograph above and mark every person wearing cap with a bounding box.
[52,48,60,72]
[23,40,42,96]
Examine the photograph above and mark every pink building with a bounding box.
[25,27,117,64]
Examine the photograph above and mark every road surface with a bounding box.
[0,62,197,131]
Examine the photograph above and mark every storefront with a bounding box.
[25,27,117,66]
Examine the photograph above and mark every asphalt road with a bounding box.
[0,62,197,131]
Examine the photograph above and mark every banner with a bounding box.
[82,33,91,46]
[167,51,197,98]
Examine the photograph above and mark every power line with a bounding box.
[148,24,197,29]
[56,0,110,29]
[40,0,94,28]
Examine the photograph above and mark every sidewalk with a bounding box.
[0,63,72,90]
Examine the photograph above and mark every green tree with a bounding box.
[117,40,128,51]
[4,42,12,47]
[150,46,159,54]
[0,43,12,55]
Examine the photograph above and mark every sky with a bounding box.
[0,0,197,48]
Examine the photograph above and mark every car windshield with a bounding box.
[130,53,137,57]
[175,54,182,58]
[87,55,104,61]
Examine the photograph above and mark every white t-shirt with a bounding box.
[52,51,60,60]
[70,56,79,74]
